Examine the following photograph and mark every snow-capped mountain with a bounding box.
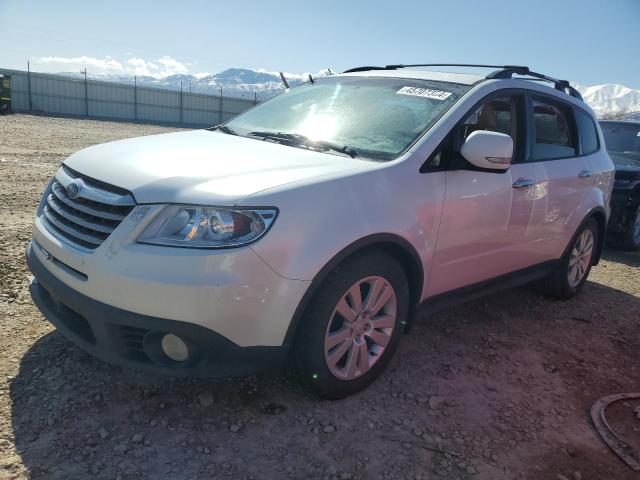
[62,67,640,117]
[63,68,330,100]
[573,83,640,118]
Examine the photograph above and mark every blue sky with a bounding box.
[1,0,639,88]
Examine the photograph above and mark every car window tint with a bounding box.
[458,95,520,163]
[461,96,518,144]
[532,98,577,160]
[575,110,599,154]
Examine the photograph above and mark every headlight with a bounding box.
[138,206,277,248]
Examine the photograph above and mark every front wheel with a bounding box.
[294,252,409,399]
[537,218,599,299]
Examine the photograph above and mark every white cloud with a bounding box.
[34,55,190,78]
[36,55,124,73]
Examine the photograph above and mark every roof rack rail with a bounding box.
[486,66,583,101]
[342,63,524,73]
[342,64,583,101]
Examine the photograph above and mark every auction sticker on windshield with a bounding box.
[396,86,452,100]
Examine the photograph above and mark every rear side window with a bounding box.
[532,97,578,160]
[575,110,599,154]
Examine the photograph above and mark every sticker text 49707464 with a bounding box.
[396,86,452,100]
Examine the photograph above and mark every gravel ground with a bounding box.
[1,114,639,480]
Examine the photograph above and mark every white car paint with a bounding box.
[29,70,615,352]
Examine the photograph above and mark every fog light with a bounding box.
[161,333,189,362]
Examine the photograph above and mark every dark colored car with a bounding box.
[600,120,640,249]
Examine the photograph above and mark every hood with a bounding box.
[610,152,640,174]
[63,130,367,204]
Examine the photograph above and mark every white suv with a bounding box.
[27,64,614,399]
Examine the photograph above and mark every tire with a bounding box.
[537,218,599,300]
[617,207,640,251]
[294,252,409,399]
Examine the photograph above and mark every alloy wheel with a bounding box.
[568,229,594,288]
[323,276,397,380]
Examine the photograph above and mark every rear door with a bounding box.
[527,95,594,258]
[425,91,538,296]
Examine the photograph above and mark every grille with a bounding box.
[41,166,136,250]
[117,325,151,363]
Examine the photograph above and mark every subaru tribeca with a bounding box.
[27,64,614,399]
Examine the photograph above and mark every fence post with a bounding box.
[27,61,32,111]
[134,76,138,121]
[218,87,223,124]
[82,68,88,116]
[180,81,183,123]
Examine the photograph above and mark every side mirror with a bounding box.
[460,130,513,171]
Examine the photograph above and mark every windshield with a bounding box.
[601,122,640,164]
[223,76,468,161]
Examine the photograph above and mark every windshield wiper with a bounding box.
[312,140,359,158]
[247,131,306,142]
[208,125,239,136]
[247,131,359,158]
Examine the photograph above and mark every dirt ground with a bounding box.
[1,114,639,480]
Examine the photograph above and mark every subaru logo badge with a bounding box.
[66,180,82,200]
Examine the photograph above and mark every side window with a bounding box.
[422,94,522,172]
[575,109,599,155]
[532,97,578,160]
[461,96,520,153]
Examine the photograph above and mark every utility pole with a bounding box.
[218,86,223,124]
[27,61,32,111]
[180,81,183,123]
[134,76,137,121]
[81,68,88,116]
[254,91,257,105]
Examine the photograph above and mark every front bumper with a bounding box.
[30,206,310,347]
[26,242,289,376]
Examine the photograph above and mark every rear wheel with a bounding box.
[537,218,599,299]
[294,252,409,399]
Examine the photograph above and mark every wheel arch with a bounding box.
[282,233,423,346]
[564,206,607,266]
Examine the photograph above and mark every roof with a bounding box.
[338,69,484,85]
[338,64,583,101]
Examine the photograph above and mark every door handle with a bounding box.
[578,169,592,178]
[512,178,534,189]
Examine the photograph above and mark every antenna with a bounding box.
[279,72,290,89]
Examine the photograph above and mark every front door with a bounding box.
[426,93,537,296]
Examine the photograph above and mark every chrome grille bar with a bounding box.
[50,183,127,221]
[39,166,136,250]
[42,207,106,247]
[55,165,135,207]
[46,194,117,234]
